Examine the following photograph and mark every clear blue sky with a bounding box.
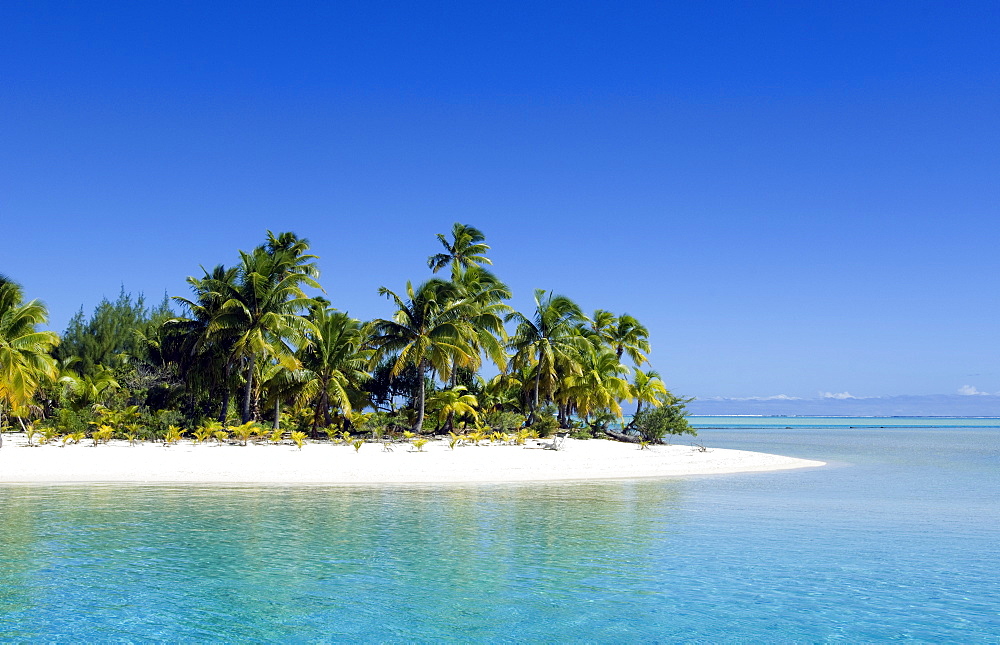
[2,1,998,401]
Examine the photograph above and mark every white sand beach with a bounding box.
[0,434,825,484]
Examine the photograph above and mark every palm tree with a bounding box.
[296,307,373,437]
[171,264,241,421]
[604,314,651,366]
[507,289,587,419]
[449,266,512,382]
[559,342,632,421]
[0,277,59,445]
[371,279,475,432]
[213,246,320,423]
[427,223,493,275]
[427,385,479,432]
[630,369,668,418]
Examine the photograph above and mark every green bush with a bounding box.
[530,404,559,438]
[483,411,526,432]
[631,403,696,444]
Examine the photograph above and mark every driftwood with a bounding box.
[604,428,663,445]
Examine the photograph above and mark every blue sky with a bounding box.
[2,1,998,403]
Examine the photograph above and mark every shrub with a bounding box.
[483,411,525,432]
[631,402,695,444]
[530,404,559,438]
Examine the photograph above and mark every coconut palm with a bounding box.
[372,279,475,432]
[604,313,651,366]
[427,385,479,432]
[449,266,512,381]
[630,369,668,418]
[427,223,493,275]
[216,247,320,422]
[559,342,632,421]
[0,277,59,444]
[507,289,587,418]
[296,307,373,437]
[171,265,242,421]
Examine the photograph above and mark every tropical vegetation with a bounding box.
[0,226,691,447]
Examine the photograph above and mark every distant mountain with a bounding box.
[687,394,1000,417]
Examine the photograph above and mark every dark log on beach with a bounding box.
[604,429,661,445]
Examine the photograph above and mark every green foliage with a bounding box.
[529,404,559,438]
[448,432,463,449]
[39,427,60,445]
[631,399,695,444]
[482,411,525,432]
[269,428,284,444]
[352,438,364,453]
[412,438,429,452]
[290,431,307,450]
[164,425,185,445]
[92,425,114,445]
[57,289,173,376]
[231,421,258,446]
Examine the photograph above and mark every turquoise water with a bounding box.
[2,418,999,641]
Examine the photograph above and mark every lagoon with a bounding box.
[2,418,999,641]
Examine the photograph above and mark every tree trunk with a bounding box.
[273,399,280,431]
[630,400,643,428]
[414,362,426,433]
[241,363,254,424]
[219,388,231,423]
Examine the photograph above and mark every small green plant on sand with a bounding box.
[92,424,114,446]
[214,429,229,445]
[639,440,651,450]
[231,421,257,446]
[291,431,307,450]
[412,438,428,452]
[164,425,184,446]
[403,430,415,441]
[39,427,60,445]
[341,431,353,446]
[323,427,339,442]
[352,439,364,453]
[269,428,284,444]
[125,431,140,446]
[192,426,213,444]
[490,431,508,445]
[25,423,37,446]
[467,430,486,446]
[448,432,463,450]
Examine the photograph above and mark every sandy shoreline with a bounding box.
[0,434,825,484]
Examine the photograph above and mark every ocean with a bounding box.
[1,417,998,642]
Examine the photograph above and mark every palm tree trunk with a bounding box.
[242,363,254,424]
[414,362,426,433]
[273,399,281,431]
[219,389,230,423]
[533,351,542,413]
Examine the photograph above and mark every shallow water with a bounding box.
[2,420,999,641]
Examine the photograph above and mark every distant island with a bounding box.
[689,394,999,417]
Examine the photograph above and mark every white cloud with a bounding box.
[957,385,990,396]
[820,391,855,400]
